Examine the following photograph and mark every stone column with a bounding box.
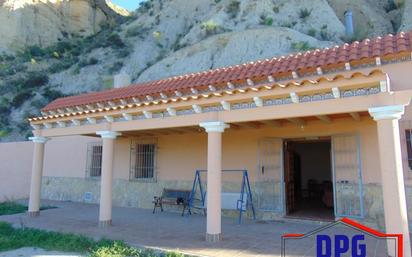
[28,136,49,217]
[96,131,121,227]
[199,121,229,242]
[369,105,411,257]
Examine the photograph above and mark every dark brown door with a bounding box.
[284,141,296,214]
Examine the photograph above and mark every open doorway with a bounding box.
[283,138,334,221]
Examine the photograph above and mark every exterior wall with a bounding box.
[0,141,33,201]
[3,114,412,230]
[39,117,390,228]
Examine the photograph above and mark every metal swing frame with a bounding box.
[186,169,256,224]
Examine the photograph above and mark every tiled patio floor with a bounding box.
[0,201,326,257]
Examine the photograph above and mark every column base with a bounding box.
[206,233,222,242]
[98,220,112,228]
[28,211,40,217]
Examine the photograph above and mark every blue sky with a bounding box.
[111,0,144,11]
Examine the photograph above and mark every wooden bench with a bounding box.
[152,188,191,216]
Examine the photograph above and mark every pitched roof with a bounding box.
[42,31,412,112]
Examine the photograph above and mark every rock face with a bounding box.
[138,27,333,82]
[0,0,121,52]
[1,0,412,141]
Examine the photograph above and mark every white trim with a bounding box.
[104,115,114,122]
[87,117,96,124]
[167,107,176,116]
[29,136,49,144]
[57,121,66,128]
[143,111,152,119]
[192,104,202,114]
[220,101,231,111]
[368,105,405,120]
[253,96,263,107]
[122,113,133,121]
[332,87,340,98]
[290,92,299,103]
[96,131,121,139]
[199,121,229,133]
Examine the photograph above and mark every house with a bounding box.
[26,31,412,256]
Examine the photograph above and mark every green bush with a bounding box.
[308,28,317,37]
[291,41,314,51]
[298,8,312,19]
[264,17,273,26]
[320,29,331,41]
[0,54,15,62]
[259,14,273,26]
[11,90,34,108]
[42,87,66,101]
[48,58,77,73]
[78,57,99,68]
[116,48,131,58]
[226,0,240,19]
[108,61,123,74]
[107,33,125,48]
[384,0,398,12]
[125,24,148,38]
[201,20,221,36]
[23,72,49,89]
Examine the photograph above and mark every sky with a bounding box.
[111,0,144,11]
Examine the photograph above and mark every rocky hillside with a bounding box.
[0,0,410,141]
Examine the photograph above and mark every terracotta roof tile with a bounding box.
[42,31,412,112]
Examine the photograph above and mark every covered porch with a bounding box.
[26,62,412,256]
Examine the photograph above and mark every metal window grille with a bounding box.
[86,142,102,177]
[130,138,157,181]
[406,129,412,169]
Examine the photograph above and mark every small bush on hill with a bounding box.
[298,8,312,20]
[78,57,99,68]
[259,14,273,26]
[108,61,123,74]
[201,20,221,36]
[42,87,66,101]
[226,1,241,19]
[291,41,314,51]
[11,90,34,108]
[125,24,149,39]
[107,33,125,48]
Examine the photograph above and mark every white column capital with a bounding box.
[29,136,49,144]
[96,131,121,139]
[368,105,405,121]
[199,121,229,133]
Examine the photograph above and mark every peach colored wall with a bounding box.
[0,116,396,203]
[0,141,33,201]
[43,136,102,178]
[400,105,412,184]
[0,136,102,201]
[104,117,381,184]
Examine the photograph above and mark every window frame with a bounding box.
[405,129,412,170]
[129,138,158,182]
[85,142,103,178]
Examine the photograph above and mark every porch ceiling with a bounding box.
[81,112,370,138]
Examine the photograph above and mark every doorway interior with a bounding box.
[283,138,334,221]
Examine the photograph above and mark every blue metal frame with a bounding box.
[332,134,365,219]
[257,138,285,214]
[187,169,256,224]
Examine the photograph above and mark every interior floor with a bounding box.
[288,199,334,221]
[285,140,334,221]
